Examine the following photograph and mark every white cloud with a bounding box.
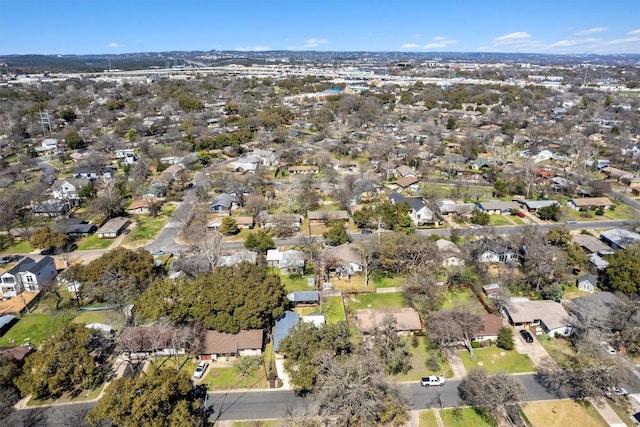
[433,36,447,41]
[412,33,420,38]
[476,46,490,51]
[573,26,608,35]
[627,29,640,35]
[304,38,328,48]
[494,32,531,45]
[235,45,271,51]
[608,36,640,45]
[549,37,599,48]
[401,43,421,49]
[106,42,122,48]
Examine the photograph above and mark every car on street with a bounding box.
[193,361,209,379]
[604,386,628,397]
[420,376,445,387]
[150,249,165,256]
[566,219,577,224]
[600,341,617,355]
[519,329,534,343]
[470,224,482,229]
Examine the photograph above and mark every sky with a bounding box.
[1,0,639,55]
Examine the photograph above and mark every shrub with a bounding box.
[471,341,481,349]
[497,326,515,350]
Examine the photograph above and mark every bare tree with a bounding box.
[196,230,224,272]
[459,369,524,419]
[353,237,376,287]
[426,309,482,355]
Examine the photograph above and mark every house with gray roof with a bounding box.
[210,193,239,211]
[286,291,320,305]
[477,201,520,215]
[273,311,300,352]
[266,249,305,274]
[388,192,434,225]
[501,299,572,337]
[600,228,640,250]
[519,200,560,212]
[217,250,257,267]
[0,256,57,297]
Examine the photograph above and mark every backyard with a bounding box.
[459,346,535,374]
[440,288,485,314]
[0,312,74,347]
[321,295,346,323]
[344,292,406,311]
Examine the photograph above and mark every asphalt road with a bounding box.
[208,373,628,422]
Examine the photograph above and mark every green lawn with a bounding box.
[372,275,405,288]
[441,288,485,313]
[538,336,576,367]
[395,338,453,381]
[279,273,315,292]
[440,407,497,427]
[75,233,114,250]
[459,346,535,374]
[1,240,32,254]
[604,204,635,220]
[149,355,199,375]
[419,410,439,427]
[26,384,104,406]
[322,296,346,323]
[488,215,512,226]
[206,366,268,390]
[0,312,74,346]
[72,309,124,332]
[123,206,175,244]
[345,292,406,311]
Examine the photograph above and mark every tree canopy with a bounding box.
[87,366,202,427]
[459,369,524,418]
[244,229,275,253]
[29,227,68,252]
[136,262,287,333]
[601,246,640,295]
[15,323,109,399]
[353,201,414,233]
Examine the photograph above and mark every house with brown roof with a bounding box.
[567,197,613,211]
[355,308,422,335]
[200,329,264,361]
[127,198,158,215]
[115,325,192,358]
[307,210,350,224]
[394,176,419,190]
[288,165,319,174]
[472,314,504,342]
[97,217,130,238]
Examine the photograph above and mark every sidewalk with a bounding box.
[444,349,467,379]
[587,397,627,427]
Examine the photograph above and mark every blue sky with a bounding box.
[1,0,639,55]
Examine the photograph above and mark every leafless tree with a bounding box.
[426,309,482,355]
[196,230,224,272]
[459,369,524,419]
[353,237,377,287]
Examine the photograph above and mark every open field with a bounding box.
[0,240,32,254]
[206,366,268,390]
[0,312,74,346]
[521,400,607,427]
[459,346,535,374]
[538,336,576,367]
[344,292,406,311]
[441,288,485,313]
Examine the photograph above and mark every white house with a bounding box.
[266,249,306,274]
[0,256,57,298]
[51,178,90,202]
[388,192,434,225]
[436,239,465,267]
[501,299,572,337]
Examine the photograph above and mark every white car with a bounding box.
[193,361,209,379]
[470,224,482,229]
[420,376,445,387]
[605,386,628,397]
[600,341,617,355]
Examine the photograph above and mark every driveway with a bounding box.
[512,326,556,368]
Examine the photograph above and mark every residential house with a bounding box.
[482,283,501,298]
[388,192,434,225]
[51,217,96,238]
[567,197,613,211]
[600,228,640,250]
[217,250,257,267]
[587,253,609,274]
[97,217,130,239]
[0,256,57,298]
[286,291,320,306]
[262,214,302,232]
[393,176,419,191]
[395,165,417,178]
[572,234,614,255]
[477,243,518,264]
[72,166,115,182]
[115,325,191,358]
[127,198,158,215]
[51,178,90,203]
[469,158,492,170]
[32,199,70,218]
[288,165,319,175]
[519,200,560,213]
[324,243,363,274]
[565,292,630,327]
[200,329,264,361]
[355,308,422,335]
[307,210,350,224]
[230,156,260,173]
[115,149,137,164]
[0,345,34,366]
[471,314,503,342]
[210,193,239,211]
[436,239,464,267]
[143,183,167,199]
[576,274,597,293]
[436,200,475,216]
[273,311,300,353]
[0,315,18,336]
[501,299,572,337]
[266,249,306,274]
[476,201,520,215]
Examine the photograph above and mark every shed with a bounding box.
[97,217,130,239]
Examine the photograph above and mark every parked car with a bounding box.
[604,386,628,397]
[516,211,525,218]
[193,361,209,379]
[150,249,165,256]
[566,219,577,224]
[470,224,482,229]
[519,330,534,343]
[420,376,445,387]
[600,341,617,355]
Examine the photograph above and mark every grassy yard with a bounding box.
[419,410,438,427]
[75,233,114,250]
[372,275,405,288]
[344,292,406,311]
[279,273,315,292]
[562,283,593,300]
[441,288,485,314]
[72,309,124,332]
[122,205,176,245]
[395,338,453,381]
[149,355,199,376]
[521,400,608,427]
[440,407,497,427]
[206,366,268,390]
[321,295,346,323]
[603,204,635,220]
[1,240,32,254]
[0,312,74,346]
[26,384,104,406]
[538,336,576,367]
[459,346,535,374]
[488,215,513,226]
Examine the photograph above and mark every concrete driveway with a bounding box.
[512,326,556,368]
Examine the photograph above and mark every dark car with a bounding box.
[519,329,534,343]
